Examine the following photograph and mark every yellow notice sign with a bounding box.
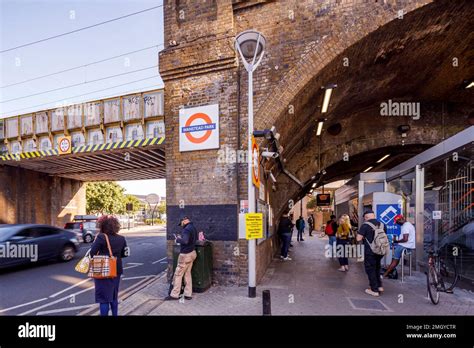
[245,213,263,240]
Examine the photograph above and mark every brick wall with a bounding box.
[160,0,472,285]
[0,165,86,226]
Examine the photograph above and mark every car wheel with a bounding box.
[84,234,93,243]
[59,245,75,262]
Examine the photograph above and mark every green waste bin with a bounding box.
[172,241,213,293]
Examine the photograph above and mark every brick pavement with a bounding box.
[118,230,474,316]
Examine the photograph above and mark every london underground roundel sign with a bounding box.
[179,104,219,152]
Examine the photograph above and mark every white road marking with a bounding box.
[49,278,91,298]
[0,298,48,314]
[152,257,167,264]
[19,286,94,316]
[36,304,95,315]
[122,275,154,280]
[123,262,144,269]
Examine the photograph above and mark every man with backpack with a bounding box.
[357,210,389,297]
[325,215,338,257]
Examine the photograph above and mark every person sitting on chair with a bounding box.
[383,214,415,278]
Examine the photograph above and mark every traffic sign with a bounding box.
[145,193,160,204]
[57,136,72,155]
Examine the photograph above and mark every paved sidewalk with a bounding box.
[118,230,474,316]
[119,224,165,234]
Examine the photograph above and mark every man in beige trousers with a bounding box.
[165,216,197,300]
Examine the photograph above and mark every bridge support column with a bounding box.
[0,165,86,226]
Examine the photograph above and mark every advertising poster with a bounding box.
[146,120,165,138]
[87,129,104,146]
[38,136,52,151]
[125,123,143,141]
[20,115,33,136]
[143,91,164,118]
[123,95,140,121]
[104,99,120,123]
[67,104,82,129]
[35,112,49,134]
[6,117,19,138]
[106,126,123,143]
[71,132,85,148]
[85,102,101,126]
[51,109,65,132]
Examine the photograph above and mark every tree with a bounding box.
[306,197,317,210]
[86,182,126,215]
[157,201,166,217]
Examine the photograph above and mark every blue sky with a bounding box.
[0,0,165,196]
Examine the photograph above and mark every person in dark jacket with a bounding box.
[165,216,197,300]
[357,210,386,297]
[90,215,128,316]
[296,216,306,242]
[278,213,294,261]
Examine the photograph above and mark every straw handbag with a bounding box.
[75,249,91,274]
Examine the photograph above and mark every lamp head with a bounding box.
[235,30,266,60]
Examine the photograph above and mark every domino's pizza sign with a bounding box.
[179,104,219,152]
[376,204,401,236]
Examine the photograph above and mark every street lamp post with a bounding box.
[235,30,266,298]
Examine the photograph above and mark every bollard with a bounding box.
[262,289,271,316]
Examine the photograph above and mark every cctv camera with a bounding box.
[261,151,279,159]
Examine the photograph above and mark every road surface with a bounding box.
[0,227,167,316]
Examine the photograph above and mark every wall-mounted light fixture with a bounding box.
[316,119,325,136]
[321,84,337,113]
[376,154,391,163]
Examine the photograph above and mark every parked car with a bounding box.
[64,215,99,243]
[0,224,80,270]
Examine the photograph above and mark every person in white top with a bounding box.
[383,214,416,278]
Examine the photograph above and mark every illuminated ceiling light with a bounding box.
[316,119,324,136]
[376,154,390,163]
[312,183,316,188]
[321,84,337,113]
[465,81,474,89]
[363,166,373,173]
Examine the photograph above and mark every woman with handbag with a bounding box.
[90,215,128,316]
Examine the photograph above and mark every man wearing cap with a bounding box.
[383,214,416,278]
[357,210,386,297]
[165,216,197,300]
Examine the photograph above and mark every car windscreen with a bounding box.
[0,227,18,242]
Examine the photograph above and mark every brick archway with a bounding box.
[251,0,473,219]
[254,0,432,131]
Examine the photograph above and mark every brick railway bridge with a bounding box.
[1,0,472,285]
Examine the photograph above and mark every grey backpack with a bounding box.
[364,221,389,255]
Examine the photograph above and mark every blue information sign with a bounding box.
[376,204,401,238]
